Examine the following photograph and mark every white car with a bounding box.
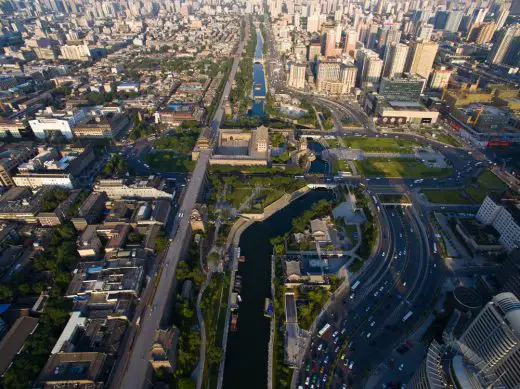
[398,363,404,371]
[348,361,354,369]
[305,377,310,385]
[366,333,372,338]
[370,321,375,327]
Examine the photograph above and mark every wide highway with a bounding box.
[297,201,442,389]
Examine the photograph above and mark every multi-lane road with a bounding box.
[110,18,249,389]
[298,200,442,389]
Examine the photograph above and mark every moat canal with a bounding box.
[222,190,333,389]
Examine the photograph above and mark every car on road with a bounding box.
[348,361,354,369]
[398,363,404,371]
[366,332,372,338]
[305,377,310,385]
[365,306,371,312]
[370,321,375,327]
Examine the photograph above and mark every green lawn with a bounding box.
[355,158,452,178]
[145,151,195,172]
[226,187,253,209]
[422,189,474,204]
[327,138,341,148]
[434,134,463,147]
[337,160,351,172]
[343,137,420,153]
[477,170,507,190]
[344,224,358,244]
[378,194,410,204]
[464,170,508,203]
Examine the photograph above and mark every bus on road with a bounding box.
[351,280,361,291]
[402,311,413,322]
[318,323,331,337]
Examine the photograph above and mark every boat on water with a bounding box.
[230,313,238,332]
[237,294,242,303]
[264,298,274,318]
[239,256,246,263]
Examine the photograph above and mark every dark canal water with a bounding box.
[223,190,333,389]
[250,29,266,117]
[307,140,329,175]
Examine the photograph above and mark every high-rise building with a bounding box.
[496,9,509,30]
[434,10,449,30]
[378,26,401,57]
[288,62,306,89]
[379,74,426,102]
[316,61,357,94]
[488,25,520,66]
[445,10,464,32]
[458,292,520,388]
[359,49,383,85]
[308,39,322,62]
[343,28,358,54]
[469,22,497,44]
[416,23,434,40]
[382,42,408,78]
[340,65,357,94]
[407,340,447,389]
[307,13,320,33]
[429,66,452,90]
[513,0,520,15]
[323,22,337,57]
[405,40,438,80]
[60,42,91,61]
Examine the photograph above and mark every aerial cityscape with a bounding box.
[0,0,520,388]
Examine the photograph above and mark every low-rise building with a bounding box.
[210,126,269,166]
[73,113,129,140]
[94,177,174,200]
[29,107,86,140]
[0,118,25,138]
[72,192,107,231]
[0,316,39,376]
[0,144,36,187]
[38,352,107,388]
[0,187,44,223]
[77,225,103,258]
[66,265,144,299]
[13,147,95,189]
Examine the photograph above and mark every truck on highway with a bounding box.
[414,179,424,184]
[402,311,413,322]
[351,280,361,291]
[318,323,332,337]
